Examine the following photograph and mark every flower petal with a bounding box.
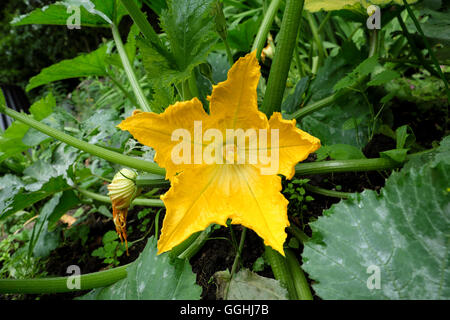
[209,51,267,131]
[158,164,289,255]
[117,98,209,179]
[255,112,321,179]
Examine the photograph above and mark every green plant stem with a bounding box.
[1,106,166,176]
[317,11,332,35]
[252,0,282,59]
[111,24,152,112]
[285,249,313,300]
[306,12,325,63]
[262,0,305,116]
[169,232,200,258]
[188,70,200,99]
[223,37,234,66]
[225,227,247,299]
[264,246,297,299]
[286,90,342,120]
[0,264,129,294]
[295,158,401,175]
[368,30,379,58]
[287,225,309,243]
[304,184,351,199]
[178,228,212,260]
[135,174,169,187]
[76,187,164,207]
[402,0,450,104]
[182,79,193,100]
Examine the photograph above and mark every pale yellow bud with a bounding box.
[107,168,138,209]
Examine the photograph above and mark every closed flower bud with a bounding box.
[107,168,139,255]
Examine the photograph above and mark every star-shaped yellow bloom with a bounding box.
[118,52,320,255]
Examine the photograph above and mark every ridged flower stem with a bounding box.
[261,0,305,116]
[252,0,282,59]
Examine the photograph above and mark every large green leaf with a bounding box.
[214,269,288,300]
[26,45,109,91]
[81,236,202,300]
[161,0,216,72]
[302,162,450,299]
[11,0,130,28]
[304,0,418,12]
[139,0,217,86]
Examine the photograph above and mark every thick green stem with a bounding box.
[304,184,352,199]
[76,187,164,207]
[178,228,212,260]
[368,29,379,58]
[111,24,152,112]
[135,174,169,187]
[0,265,128,294]
[287,225,309,243]
[188,70,200,99]
[264,246,298,299]
[252,0,282,59]
[262,0,305,116]
[306,12,325,64]
[286,91,342,120]
[295,158,401,175]
[285,249,313,300]
[1,107,166,176]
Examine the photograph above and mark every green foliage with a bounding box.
[0,0,109,88]
[0,92,55,162]
[316,144,366,161]
[302,160,450,299]
[300,55,371,147]
[0,212,47,279]
[92,231,126,266]
[83,236,202,299]
[139,0,217,87]
[227,15,261,52]
[11,0,131,27]
[26,46,110,91]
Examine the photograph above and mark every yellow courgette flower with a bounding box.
[118,52,320,255]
